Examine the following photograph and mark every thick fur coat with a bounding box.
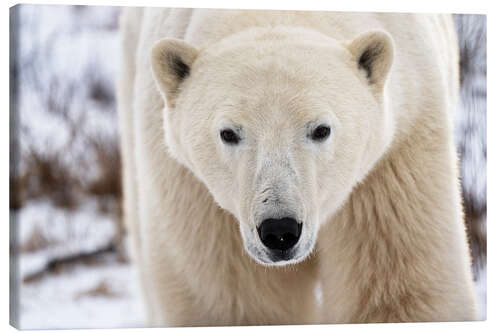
[117,8,478,326]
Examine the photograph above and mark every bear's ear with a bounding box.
[347,30,394,91]
[151,38,199,108]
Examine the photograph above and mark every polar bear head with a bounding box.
[151,27,395,266]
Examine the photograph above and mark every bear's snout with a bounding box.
[257,217,302,255]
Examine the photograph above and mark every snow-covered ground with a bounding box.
[13,199,146,329]
[10,5,487,329]
[475,264,487,320]
[19,255,146,329]
[17,199,117,279]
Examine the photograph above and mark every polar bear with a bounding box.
[117,8,478,326]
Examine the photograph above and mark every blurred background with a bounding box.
[9,5,487,329]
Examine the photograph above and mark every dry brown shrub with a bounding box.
[74,280,120,300]
[19,225,52,253]
[85,136,122,201]
[23,148,81,210]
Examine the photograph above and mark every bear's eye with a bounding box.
[311,125,331,142]
[220,129,241,145]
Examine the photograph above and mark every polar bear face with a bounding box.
[152,27,394,266]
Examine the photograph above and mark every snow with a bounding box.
[475,265,487,320]
[15,199,117,279]
[14,199,146,329]
[18,255,146,329]
[14,198,146,329]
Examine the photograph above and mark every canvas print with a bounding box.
[9,5,486,329]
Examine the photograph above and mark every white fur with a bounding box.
[117,8,478,325]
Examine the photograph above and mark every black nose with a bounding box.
[257,217,302,251]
